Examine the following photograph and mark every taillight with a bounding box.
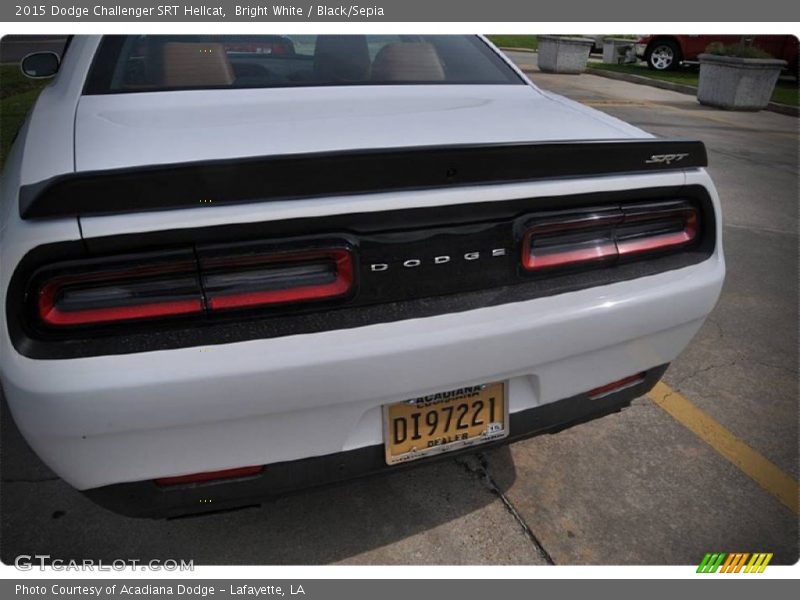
[200,248,355,311]
[522,209,622,270]
[36,252,203,327]
[155,465,264,486]
[32,243,356,329]
[587,372,647,400]
[615,201,698,256]
[521,200,699,272]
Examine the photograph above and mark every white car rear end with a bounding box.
[0,35,724,517]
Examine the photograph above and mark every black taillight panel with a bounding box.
[7,185,715,358]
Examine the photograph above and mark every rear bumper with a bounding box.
[1,248,724,494]
[85,364,668,519]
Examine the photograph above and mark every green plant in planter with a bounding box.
[704,41,773,59]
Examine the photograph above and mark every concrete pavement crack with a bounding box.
[675,356,796,389]
[457,452,555,565]
[704,317,724,340]
[674,360,739,386]
[750,359,797,376]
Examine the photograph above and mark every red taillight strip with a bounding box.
[38,288,202,326]
[616,230,694,255]
[36,260,204,327]
[204,249,355,311]
[523,242,618,270]
[616,210,698,256]
[155,465,264,486]
[587,373,646,400]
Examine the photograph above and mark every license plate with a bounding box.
[383,381,508,465]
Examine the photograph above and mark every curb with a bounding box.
[586,67,799,118]
[497,47,537,54]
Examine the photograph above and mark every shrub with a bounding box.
[705,41,773,59]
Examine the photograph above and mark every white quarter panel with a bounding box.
[16,36,100,187]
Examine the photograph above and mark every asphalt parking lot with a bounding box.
[1,49,797,567]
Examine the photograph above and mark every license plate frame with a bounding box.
[382,381,509,465]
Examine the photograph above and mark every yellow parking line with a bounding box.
[647,381,800,515]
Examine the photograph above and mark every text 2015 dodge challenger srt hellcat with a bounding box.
[0,35,724,517]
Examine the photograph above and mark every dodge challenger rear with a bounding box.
[0,35,724,517]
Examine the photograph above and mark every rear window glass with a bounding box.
[84,35,523,94]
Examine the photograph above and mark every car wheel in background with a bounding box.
[646,40,681,71]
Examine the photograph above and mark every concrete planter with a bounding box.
[537,35,594,74]
[602,38,635,64]
[697,53,787,111]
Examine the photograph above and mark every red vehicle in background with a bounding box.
[635,35,799,72]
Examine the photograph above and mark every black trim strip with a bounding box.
[19,139,707,220]
[81,364,668,519]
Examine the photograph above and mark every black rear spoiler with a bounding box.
[19,139,707,220]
